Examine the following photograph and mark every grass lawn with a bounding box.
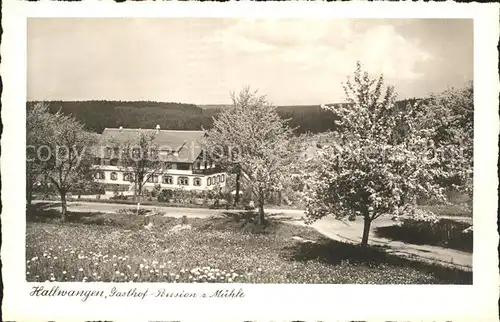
[26,207,472,284]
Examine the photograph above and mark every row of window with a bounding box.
[207,174,225,186]
[95,158,216,170]
[96,171,224,186]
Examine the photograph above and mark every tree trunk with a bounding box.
[361,215,372,248]
[59,188,68,221]
[234,169,241,205]
[258,202,265,225]
[26,182,33,206]
[257,189,265,225]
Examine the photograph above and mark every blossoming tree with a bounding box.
[205,87,296,224]
[302,62,469,247]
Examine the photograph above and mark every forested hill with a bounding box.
[27,99,419,134]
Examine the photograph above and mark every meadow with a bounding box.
[26,207,472,284]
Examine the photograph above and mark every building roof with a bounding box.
[97,128,206,163]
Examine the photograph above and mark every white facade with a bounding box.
[94,165,226,192]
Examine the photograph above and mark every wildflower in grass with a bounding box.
[175,275,180,279]
[97,276,101,280]
[62,271,67,275]
[152,261,158,265]
[27,260,30,264]
[134,274,138,278]
[139,264,144,269]
[70,250,75,254]
[53,256,58,260]
[115,271,120,275]
[145,265,149,269]
[113,255,117,258]
[257,268,262,272]
[120,273,125,277]
[71,276,75,279]
[43,253,47,257]
[113,263,117,267]
[50,277,55,281]
[169,273,175,277]
[150,270,154,273]
[31,257,38,261]
[167,261,172,264]
[79,268,84,272]
[228,278,233,282]
[127,265,131,270]
[93,272,97,277]
[94,263,99,266]
[47,255,51,259]
[26,272,30,275]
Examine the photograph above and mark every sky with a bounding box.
[27,18,473,105]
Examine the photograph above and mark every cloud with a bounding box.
[204,19,432,81]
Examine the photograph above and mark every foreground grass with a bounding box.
[26,209,472,284]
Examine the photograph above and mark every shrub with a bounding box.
[376,214,473,252]
[158,189,173,203]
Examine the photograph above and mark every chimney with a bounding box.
[156,124,161,134]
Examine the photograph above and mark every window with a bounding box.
[207,177,212,186]
[105,147,112,158]
[177,163,190,170]
[110,158,118,166]
[132,147,141,159]
[150,148,159,160]
[217,175,221,183]
[195,161,201,169]
[110,172,118,181]
[163,175,173,184]
[95,171,105,180]
[178,176,189,186]
[147,174,159,183]
[123,172,133,182]
[194,177,201,186]
[221,174,225,182]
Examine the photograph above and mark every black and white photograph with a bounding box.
[25,17,475,284]
[2,2,499,321]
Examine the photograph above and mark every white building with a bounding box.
[93,126,226,193]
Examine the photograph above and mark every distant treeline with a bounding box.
[27,99,420,134]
